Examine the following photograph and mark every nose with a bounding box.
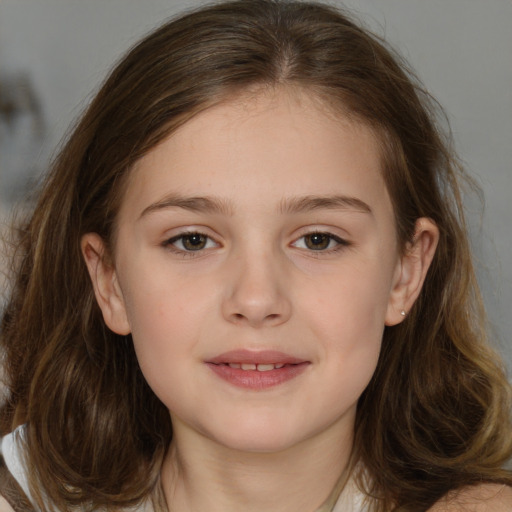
[221,249,292,328]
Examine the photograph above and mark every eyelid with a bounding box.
[290,229,351,253]
[162,229,221,256]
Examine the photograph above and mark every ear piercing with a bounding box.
[400,310,406,317]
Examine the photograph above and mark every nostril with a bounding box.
[223,293,291,327]
[231,312,281,325]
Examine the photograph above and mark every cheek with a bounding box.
[120,271,216,393]
[122,262,210,332]
[300,257,394,384]
[305,259,393,342]
[287,266,388,436]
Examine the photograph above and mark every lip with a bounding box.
[206,350,310,390]
[207,349,307,366]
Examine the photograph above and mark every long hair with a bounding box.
[1,1,511,510]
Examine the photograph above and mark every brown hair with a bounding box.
[1,1,511,510]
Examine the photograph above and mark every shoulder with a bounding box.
[428,484,512,511]
[0,496,15,512]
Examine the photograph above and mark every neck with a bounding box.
[160,418,354,512]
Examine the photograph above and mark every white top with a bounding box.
[1,426,31,503]
[1,426,367,511]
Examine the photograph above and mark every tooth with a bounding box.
[241,363,257,370]
[256,364,275,372]
[275,363,284,369]
[229,363,241,369]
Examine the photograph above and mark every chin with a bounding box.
[204,415,309,454]
[217,434,300,454]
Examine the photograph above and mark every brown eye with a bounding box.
[182,234,207,250]
[167,232,216,252]
[304,233,331,250]
[291,232,348,252]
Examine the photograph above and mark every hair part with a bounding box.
[1,1,511,510]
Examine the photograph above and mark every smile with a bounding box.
[206,350,310,390]
[225,363,285,371]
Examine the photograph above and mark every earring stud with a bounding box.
[400,310,406,316]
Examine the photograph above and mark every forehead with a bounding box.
[120,87,391,221]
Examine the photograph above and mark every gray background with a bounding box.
[0,0,511,370]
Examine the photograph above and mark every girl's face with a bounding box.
[84,89,434,454]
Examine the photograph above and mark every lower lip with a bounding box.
[206,362,310,390]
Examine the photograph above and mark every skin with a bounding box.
[82,88,441,511]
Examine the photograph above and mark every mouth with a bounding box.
[206,350,310,390]
[221,362,287,371]
[207,349,307,366]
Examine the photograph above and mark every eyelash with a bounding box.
[291,232,350,254]
[163,232,218,257]
[163,230,350,257]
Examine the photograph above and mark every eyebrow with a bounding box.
[139,193,372,219]
[139,195,234,219]
[278,195,372,215]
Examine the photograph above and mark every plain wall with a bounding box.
[0,0,511,369]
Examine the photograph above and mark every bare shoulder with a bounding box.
[0,496,15,512]
[428,484,512,511]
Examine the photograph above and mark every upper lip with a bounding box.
[207,349,308,365]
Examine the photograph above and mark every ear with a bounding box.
[81,233,131,335]
[385,218,439,326]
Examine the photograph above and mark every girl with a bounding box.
[1,1,511,510]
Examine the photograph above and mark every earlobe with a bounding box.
[385,218,439,326]
[81,233,131,335]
